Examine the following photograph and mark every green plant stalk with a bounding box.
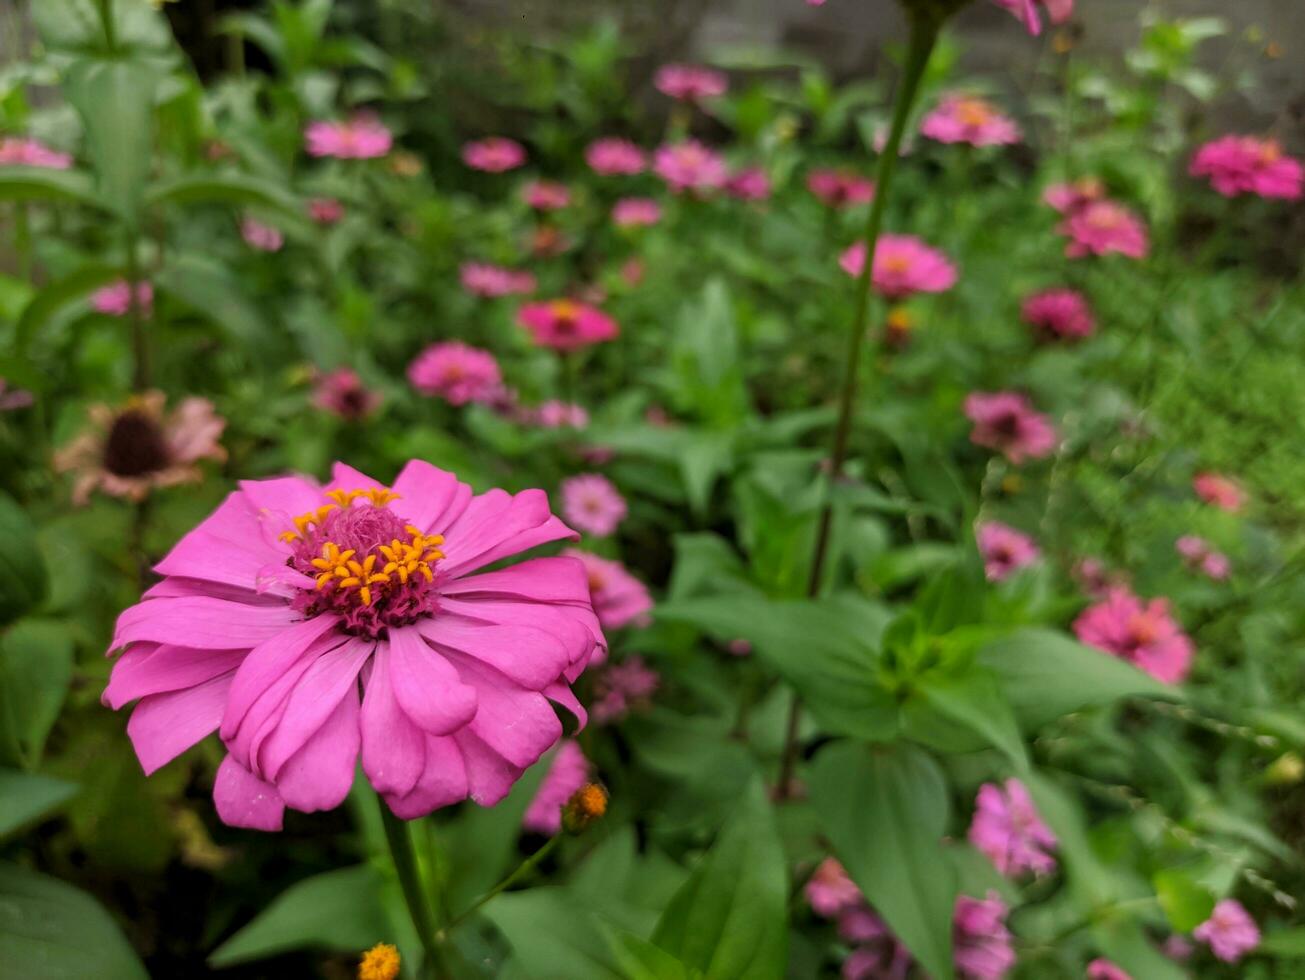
[125,231,149,391]
[379,802,450,980]
[445,834,561,933]
[14,203,31,282]
[98,0,117,52]
[777,15,940,800]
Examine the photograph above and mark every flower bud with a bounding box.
[358,942,400,980]
[562,782,609,835]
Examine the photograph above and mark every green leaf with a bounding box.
[156,254,269,345]
[0,167,103,208]
[63,58,156,223]
[606,928,701,980]
[1089,917,1186,980]
[0,863,147,979]
[1153,869,1216,932]
[14,263,122,354]
[1260,927,1305,957]
[0,620,75,767]
[144,172,303,217]
[0,769,77,838]
[1022,770,1116,907]
[810,741,956,980]
[483,887,625,980]
[208,865,388,967]
[0,492,47,625]
[904,668,1029,771]
[652,779,787,979]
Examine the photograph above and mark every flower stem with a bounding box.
[445,834,561,933]
[97,0,117,52]
[777,15,940,800]
[378,801,450,980]
[125,230,149,391]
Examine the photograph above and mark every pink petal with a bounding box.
[440,489,577,577]
[441,556,595,605]
[383,734,469,818]
[417,619,569,690]
[442,651,562,769]
[326,461,386,493]
[439,596,602,681]
[453,728,525,807]
[361,642,427,796]
[544,680,588,729]
[238,475,323,520]
[387,625,478,735]
[127,673,232,774]
[274,688,362,813]
[153,493,286,590]
[389,459,473,534]
[214,754,285,831]
[112,596,296,651]
[104,644,245,709]
[143,577,288,603]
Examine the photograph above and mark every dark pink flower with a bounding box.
[408,341,503,406]
[0,137,72,169]
[462,137,526,173]
[522,740,590,834]
[954,892,1017,979]
[585,138,647,176]
[963,391,1058,463]
[92,280,154,318]
[807,169,875,208]
[591,654,659,723]
[1193,472,1246,512]
[560,474,627,537]
[654,64,728,102]
[612,197,662,228]
[806,857,861,917]
[308,197,345,224]
[304,116,392,159]
[1044,176,1107,214]
[459,262,536,298]
[1087,959,1132,980]
[839,234,958,300]
[1191,135,1303,200]
[566,548,652,631]
[1193,900,1259,963]
[992,0,1072,35]
[726,167,772,201]
[654,140,728,195]
[523,180,571,210]
[1073,587,1194,684]
[312,368,381,420]
[968,778,1057,876]
[921,94,1022,146]
[1059,200,1149,260]
[518,299,619,351]
[977,522,1040,581]
[1022,288,1095,341]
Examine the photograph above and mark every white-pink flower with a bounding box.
[560,474,627,537]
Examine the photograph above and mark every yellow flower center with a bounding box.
[358,943,401,980]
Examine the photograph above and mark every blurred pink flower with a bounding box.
[954,892,1017,980]
[1044,176,1107,214]
[1059,200,1149,260]
[1022,288,1095,341]
[655,64,728,102]
[591,654,660,723]
[807,857,860,917]
[654,140,728,195]
[522,740,591,835]
[462,137,526,172]
[92,280,154,318]
[241,217,284,252]
[807,169,876,208]
[964,391,1058,463]
[1193,472,1246,512]
[304,116,392,159]
[620,258,646,286]
[1073,557,1122,598]
[561,474,627,537]
[1176,536,1231,581]
[312,368,381,420]
[0,378,33,412]
[612,197,662,228]
[1194,900,1259,963]
[839,234,958,300]
[408,341,503,406]
[977,522,1040,581]
[566,548,652,631]
[968,778,1057,876]
[523,180,571,210]
[921,94,1022,146]
[1073,587,1194,684]
[586,138,647,176]
[1087,959,1132,980]
[518,299,618,351]
[1162,936,1195,961]
[727,166,772,201]
[459,262,536,298]
[727,638,752,657]
[532,401,590,429]
[992,0,1072,35]
[308,197,345,224]
[1191,135,1303,199]
[0,137,72,169]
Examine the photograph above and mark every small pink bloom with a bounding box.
[518,299,619,351]
[459,262,536,298]
[620,258,646,286]
[560,474,627,537]
[1059,200,1149,260]
[1022,288,1095,341]
[727,166,772,201]
[0,378,33,412]
[807,169,875,208]
[612,197,662,228]
[0,137,72,169]
[1073,557,1120,598]
[1175,536,1231,581]
[523,180,571,210]
[241,217,284,252]
[977,522,1040,582]
[408,341,503,406]
[839,234,958,300]
[304,116,393,160]
[1162,936,1194,961]
[312,368,381,420]
[567,548,652,632]
[654,64,728,102]
[591,655,659,723]
[1193,900,1259,963]
[308,197,344,224]
[954,892,1017,980]
[1073,587,1194,684]
[1191,135,1303,200]
[921,94,1022,147]
[531,401,589,429]
[968,778,1057,876]
[92,280,154,318]
[522,740,591,835]
[586,138,647,176]
[1086,959,1131,980]
[964,391,1058,463]
[991,0,1071,35]
[462,137,526,173]
[727,638,752,657]
[1044,176,1107,214]
[654,140,728,195]
[807,857,861,917]
[1193,472,1246,512]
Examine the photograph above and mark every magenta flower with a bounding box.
[968,778,1058,876]
[462,137,526,173]
[991,0,1073,35]
[1022,288,1095,341]
[408,341,503,406]
[0,136,72,169]
[1087,959,1132,980]
[963,391,1058,463]
[612,197,662,228]
[653,140,729,195]
[518,299,619,351]
[459,262,536,298]
[585,138,647,176]
[1191,135,1303,200]
[954,892,1017,979]
[839,234,958,300]
[921,94,1022,147]
[241,217,284,252]
[312,368,381,421]
[1073,587,1194,685]
[1193,900,1260,963]
[807,169,875,208]
[1193,472,1246,512]
[104,462,603,829]
[726,167,772,201]
[1044,176,1107,214]
[522,740,591,835]
[1176,536,1231,581]
[654,64,728,102]
[531,401,590,429]
[304,116,392,159]
[1059,200,1149,260]
[92,280,154,318]
[977,522,1040,582]
[523,180,571,210]
[566,548,652,631]
[561,474,627,538]
[591,655,659,724]
[308,197,345,224]
[806,857,861,917]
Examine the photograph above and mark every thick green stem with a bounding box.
[125,231,149,391]
[445,835,561,933]
[97,0,117,52]
[777,16,939,800]
[14,203,31,282]
[379,802,449,980]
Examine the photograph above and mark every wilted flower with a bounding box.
[562,782,609,834]
[304,116,392,159]
[561,474,627,537]
[1176,535,1231,580]
[612,197,662,228]
[839,234,958,299]
[963,391,1058,463]
[726,166,772,201]
[807,169,875,208]
[55,391,226,505]
[92,280,154,318]
[522,740,590,835]
[1022,288,1095,341]
[654,64,728,102]
[308,197,345,224]
[1044,176,1106,214]
[531,400,590,429]
[104,461,603,828]
[462,137,526,172]
[518,299,619,351]
[1190,135,1303,200]
[241,217,284,252]
[977,522,1040,581]
[954,892,1017,979]
[408,341,503,406]
[1086,959,1132,980]
[591,654,660,723]
[1193,472,1246,512]
[358,943,401,980]
[585,138,647,176]
[806,858,861,917]
[1073,587,1193,684]
[523,180,571,210]
[1059,200,1149,260]
[566,548,652,631]
[654,140,728,195]
[312,368,381,420]
[968,778,1058,876]
[459,262,536,298]
[921,94,1021,146]
[1193,900,1260,963]
[0,137,72,169]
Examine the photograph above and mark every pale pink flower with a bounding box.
[241,217,284,252]
[518,299,619,351]
[1059,200,1149,260]
[968,778,1057,876]
[807,169,875,208]
[954,892,1017,979]
[459,262,536,298]
[921,94,1022,146]
[92,280,154,318]
[103,461,602,829]
[1193,472,1246,512]
[522,740,591,835]
[408,341,503,406]
[1193,900,1259,963]
[591,654,660,723]
[462,137,526,172]
[1175,536,1231,581]
[977,522,1040,581]
[1162,936,1195,961]
[1044,176,1107,214]
[1087,959,1132,980]
[532,400,590,429]
[963,391,1058,463]
[0,137,72,169]
[1073,587,1194,684]
[1191,135,1303,200]
[839,234,958,299]
[653,140,729,195]
[806,858,860,917]
[612,197,662,228]
[655,64,728,102]
[586,138,647,176]
[566,548,652,631]
[561,474,627,537]
[312,368,381,420]
[304,116,392,159]
[726,166,772,201]
[523,180,571,210]
[308,197,344,224]
[1022,288,1095,341]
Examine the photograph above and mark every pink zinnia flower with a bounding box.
[1193,900,1259,963]
[954,892,1017,980]
[1073,587,1194,684]
[566,548,652,631]
[561,474,627,537]
[104,461,603,829]
[0,136,72,169]
[1175,536,1231,581]
[968,778,1058,876]
[312,368,381,421]
[1193,472,1246,512]
[726,167,772,201]
[523,180,571,210]
[92,280,154,318]
[1022,288,1095,341]
[518,299,619,351]
[653,140,728,195]
[304,116,392,160]
[591,654,659,723]
[1190,135,1303,200]
[1087,959,1132,980]
[921,94,1022,147]
[977,522,1040,582]
[462,137,526,173]
[531,401,589,429]
[408,341,503,406]
[991,0,1073,35]
[807,169,875,208]
[241,217,284,252]
[585,138,646,176]
[521,740,590,835]
[839,234,958,300]
[1044,176,1107,214]
[459,262,536,298]
[1059,200,1149,260]
[654,64,728,102]
[612,197,662,228]
[806,857,861,917]
[963,391,1058,463]
[308,197,344,224]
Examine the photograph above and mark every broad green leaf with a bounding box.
[0,863,147,979]
[1089,917,1186,980]
[0,492,47,625]
[810,741,956,980]
[1023,770,1116,907]
[0,620,75,767]
[652,780,787,979]
[64,58,156,223]
[1260,927,1305,957]
[1152,869,1216,932]
[904,668,1029,771]
[14,263,122,354]
[144,172,303,217]
[0,167,103,208]
[157,254,268,345]
[0,770,77,838]
[606,928,701,980]
[34,0,173,55]
[208,866,388,967]
[483,887,624,980]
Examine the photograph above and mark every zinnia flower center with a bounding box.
[103,409,171,477]
[956,99,993,127]
[1126,611,1160,647]
[550,300,580,330]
